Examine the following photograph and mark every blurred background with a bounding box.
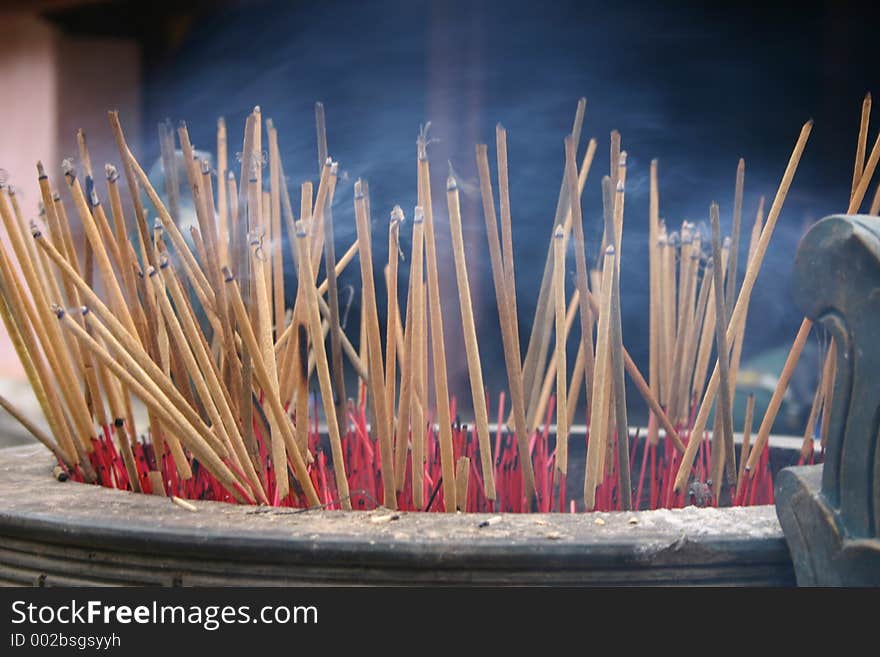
[0,0,877,443]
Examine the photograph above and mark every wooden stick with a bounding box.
[265,120,285,338]
[447,178,496,498]
[648,159,661,442]
[294,224,352,509]
[315,101,329,175]
[608,181,632,510]
[584,245,616,509]
[385,208,403,434]
[409,209,427,507]
[34,229,225,457]
[455,456,470,511]
[674,119,813,493]
[475,142,538,509]
[737,393,756,494]
[745,317,813,473]
[216,117,229,264]
[725,159,745,312]
[496,124,520,335]
[416,136,463,513]
[661,230,677,401]
[353,180,397,509]
[850,128,880,213]
[668,224,695,423]
[0,392,67,464]
[852,93,872,198]
[819,339,837,450]
[709,204,735,499]
[552,225,568,476]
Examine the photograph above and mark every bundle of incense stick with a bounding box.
[0,96,873,514]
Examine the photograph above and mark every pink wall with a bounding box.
[0,11,140,378]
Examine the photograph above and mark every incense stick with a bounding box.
[448,176,496,500]
[294,224,352,509]
[584,245,615,510]
[475,142,538,509]
[709,204,735,500]
[552,225,568,479]
[353,180,397,509]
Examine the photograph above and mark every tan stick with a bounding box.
[709,204,735,499]
[552,225,568,476]
[674,120,813,492]
[294,224,352,509]
[496,124,520,336]
[584,245,616,509]
[217,117,229,264]
[725,159,746,312]
[353,180,397,509]
[417,137,462,513]
[745,317,813,473]
[850,129,880,213]
[385,208,403,432]
[475,143,537,508]
[455,456,470,511]
[409,211,427,507]
[737,393,756,495]
[315,101,329,174]
[447,178,496,498]
[852,93,872,198]
[648,159,661,442]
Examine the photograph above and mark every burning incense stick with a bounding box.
[294,224,352,510]
[353,180,397,509]
[585,245,616,510]
[475,142,538,508]
[607,183,632,510]
[385,208,403,437]
[447,175,496,500]
[709,204,735,500]
[552,225,568,478]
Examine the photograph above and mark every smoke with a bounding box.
[140,0,877,404]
